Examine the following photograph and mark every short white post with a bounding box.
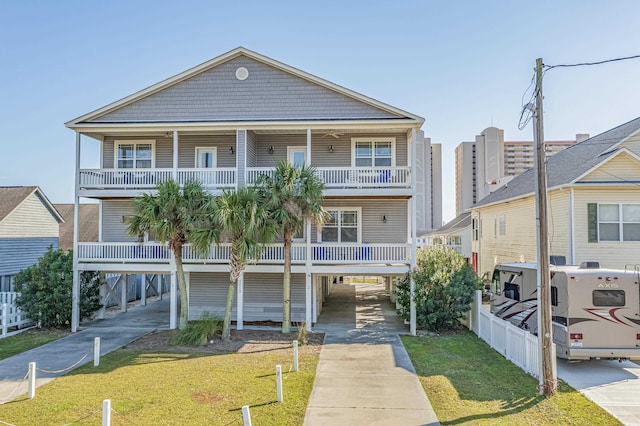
[94,337,101,367]
[276,365,283,403]
[1,303,7,337]
[241,405,252,426]
[292,341,299,372]
[102,399,111,426]
[28,362,36,399]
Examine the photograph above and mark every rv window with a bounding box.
[592,290,625,307]
[491,270,501,294]
[504,282,520,301]
[551,286,558,306]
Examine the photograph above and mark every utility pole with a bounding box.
[533,57,556,396]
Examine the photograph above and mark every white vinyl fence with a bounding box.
[1,292,31,337]
[468,290,541,379]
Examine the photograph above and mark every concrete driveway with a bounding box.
[558,359,640,426]
[0,298,169,404]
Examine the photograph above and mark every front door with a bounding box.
[196,147,217,168]
[288,146,306,167]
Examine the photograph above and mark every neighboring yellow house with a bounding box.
[471,117,640,276]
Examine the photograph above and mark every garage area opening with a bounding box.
[314,275,406,339]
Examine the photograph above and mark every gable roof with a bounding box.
[66,47,423,128]
[54,204,99,250]
[424,212,471,236]
[473,116,640,208]
[0,186,64,224]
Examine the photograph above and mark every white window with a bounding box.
[195,147,217,168]
[114,140,154,169]
[599,204,640,242]
[288,146,306,167]
[320,208,360,243]
[351,138,395,167]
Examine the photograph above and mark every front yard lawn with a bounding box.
[0,330,320,425]
[0,329,68,361]
[402,331,622,426]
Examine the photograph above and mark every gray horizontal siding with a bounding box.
[0,237,58,276]
[177,134,236,168]
[101,200,137,242]
[246,131,257,168]
[188,272,305,322]
[311,133,408,167]
[313,199,408,243]
[255,134,306,166]
[90,55,401,123]
[103,136,173,169]
[189,272,235,321]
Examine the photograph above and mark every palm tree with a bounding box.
[191,187,276,340]
[127,179,211,330]
[256,161,327,333]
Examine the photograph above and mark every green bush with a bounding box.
[171,313,223,346]
[14,247,102,329]
[395,245,481,332]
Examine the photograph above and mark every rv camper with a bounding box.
[490,261,640,360]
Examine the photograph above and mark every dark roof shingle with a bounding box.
[474,116,640,208]
[0,186,38,222]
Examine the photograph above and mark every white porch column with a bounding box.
[305,272,312,331]
[569,188,575,265]
[121,274,128,313]
[306,129,311,165]
[169,258,177,329]
[305,220,312,331]
[71,132,81,332]
[409,128,418,336]
[140,274,146,306]
[237,272,244,330]
[172,130,179,180]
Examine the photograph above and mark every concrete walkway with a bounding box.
[0,298,169,404]
[304,282,439,426]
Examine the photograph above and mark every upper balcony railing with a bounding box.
[78,168,237,191]
[246,166,411,189]
[77,242,412,265]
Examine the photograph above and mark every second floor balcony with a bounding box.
[78,165,411,196]
[77,242,412,266]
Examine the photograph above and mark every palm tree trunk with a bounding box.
[222,281,235,340]
[173,245,189,330]
[282,232,292,333]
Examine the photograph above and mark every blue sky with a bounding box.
[2,1,640,222]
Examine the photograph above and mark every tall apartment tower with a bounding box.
[455,127,587,216]
[415,135,443,232]
[455,127,504,216]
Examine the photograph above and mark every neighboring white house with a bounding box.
[470,117,640,276]
[65,47,431,333]
[0,187,64,292]
[423,212,472,262]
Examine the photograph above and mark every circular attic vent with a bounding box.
[235,67,249,81]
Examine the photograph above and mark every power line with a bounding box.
[544,54,640,70]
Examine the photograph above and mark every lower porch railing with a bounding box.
[77,242,412,265]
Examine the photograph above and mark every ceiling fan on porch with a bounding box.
[322,130,344,139]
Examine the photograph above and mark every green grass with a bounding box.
[0,348,319,425]
[0,329,68,361]
[402,331,622,426]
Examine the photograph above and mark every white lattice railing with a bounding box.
[1,292,31,337]
[79,168,237,190]
[311,243,412,263]
[177,168,236,189]
[78,242,412,264]
[245,166,411,188]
